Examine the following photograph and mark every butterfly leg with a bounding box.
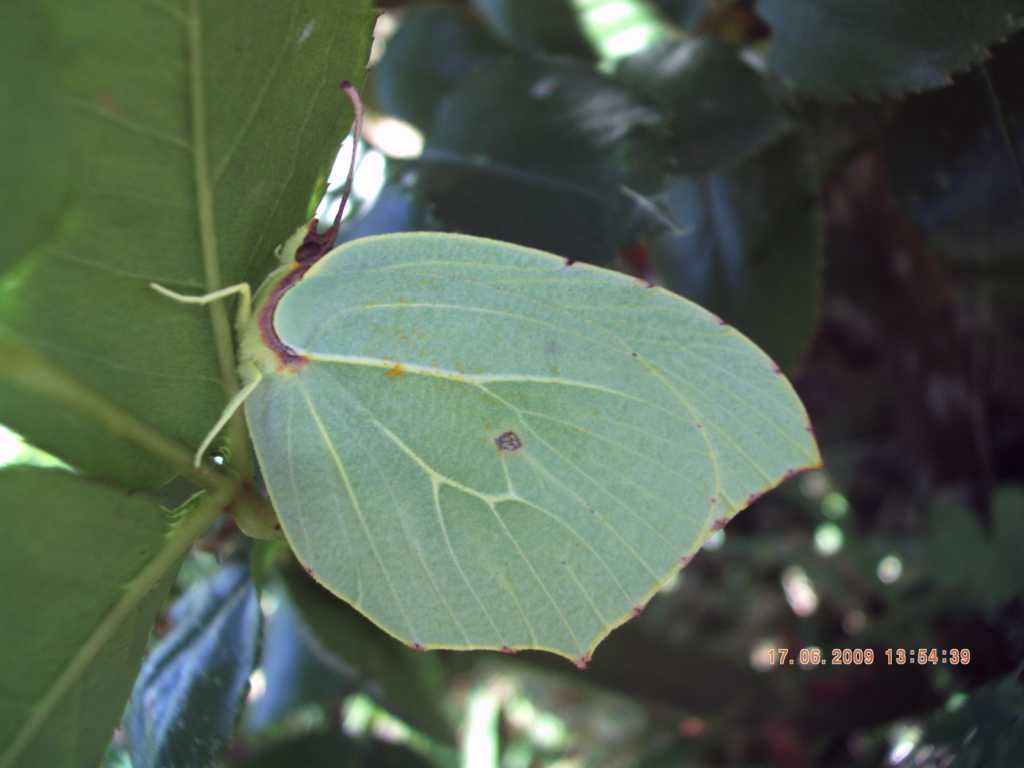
[149,282,253,329]
[150,281,258,466]
[192,375,263,467]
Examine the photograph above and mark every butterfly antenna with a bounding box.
[333,80,365,232]
[295,81,366,264]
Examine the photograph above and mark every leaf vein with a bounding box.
[360,426,474,646]
[211,3,298,184]
[70,97,191,150]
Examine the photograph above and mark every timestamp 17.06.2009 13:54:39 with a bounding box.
[764,648,972,668]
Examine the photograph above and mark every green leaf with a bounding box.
[928,487,1024,613]
[471,0,593,57]
[0,0,376,488]
[416,55,661,265]
[243,582,355,730]
[927,498,995,604]
[283,565,453,743]
[649,138,822,372]
[882,45,1024,265]
[992,487,1024,600]
[920,668,1024,767]
[572,0,673,66]
[757,0,1024,100]
[242,232,821,664]
[616,38,790,173]
[370,5,505,131]
[240,732,433,768]
[651,0,706,29]
[0,3,68,272]
[125,560,260,768]
[0,468,185,768]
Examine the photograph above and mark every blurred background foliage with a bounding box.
[4,0,1024,766]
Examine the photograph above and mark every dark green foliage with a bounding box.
[339,185,439,243]
[759,0,1024,99]
[920,669,1024,767]
[616,38,790,173]
[470,0,592,57]
[371,5,505,130]
[242,584,355,731]
[125,560,261,768]
[649,138,821,371]
[650,0,707,29]
[240,732,434,768]
[927,488,1024,614]
[883,42,1024,265]
[283,567,453,743]
[418,55,659,264]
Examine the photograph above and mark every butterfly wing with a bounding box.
[245,232,819,662]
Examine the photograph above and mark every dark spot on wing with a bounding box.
[496,431,522,452]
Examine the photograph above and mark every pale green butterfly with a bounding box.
[154,83,821,666]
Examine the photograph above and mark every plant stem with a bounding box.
[187,0,255,481]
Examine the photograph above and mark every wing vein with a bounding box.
[483,498,580,651]
[430,480,507,645]
[299,384,421,643]
[360,427,475,646]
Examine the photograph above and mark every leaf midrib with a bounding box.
[186,0,253,479]
[187,0,240,398]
